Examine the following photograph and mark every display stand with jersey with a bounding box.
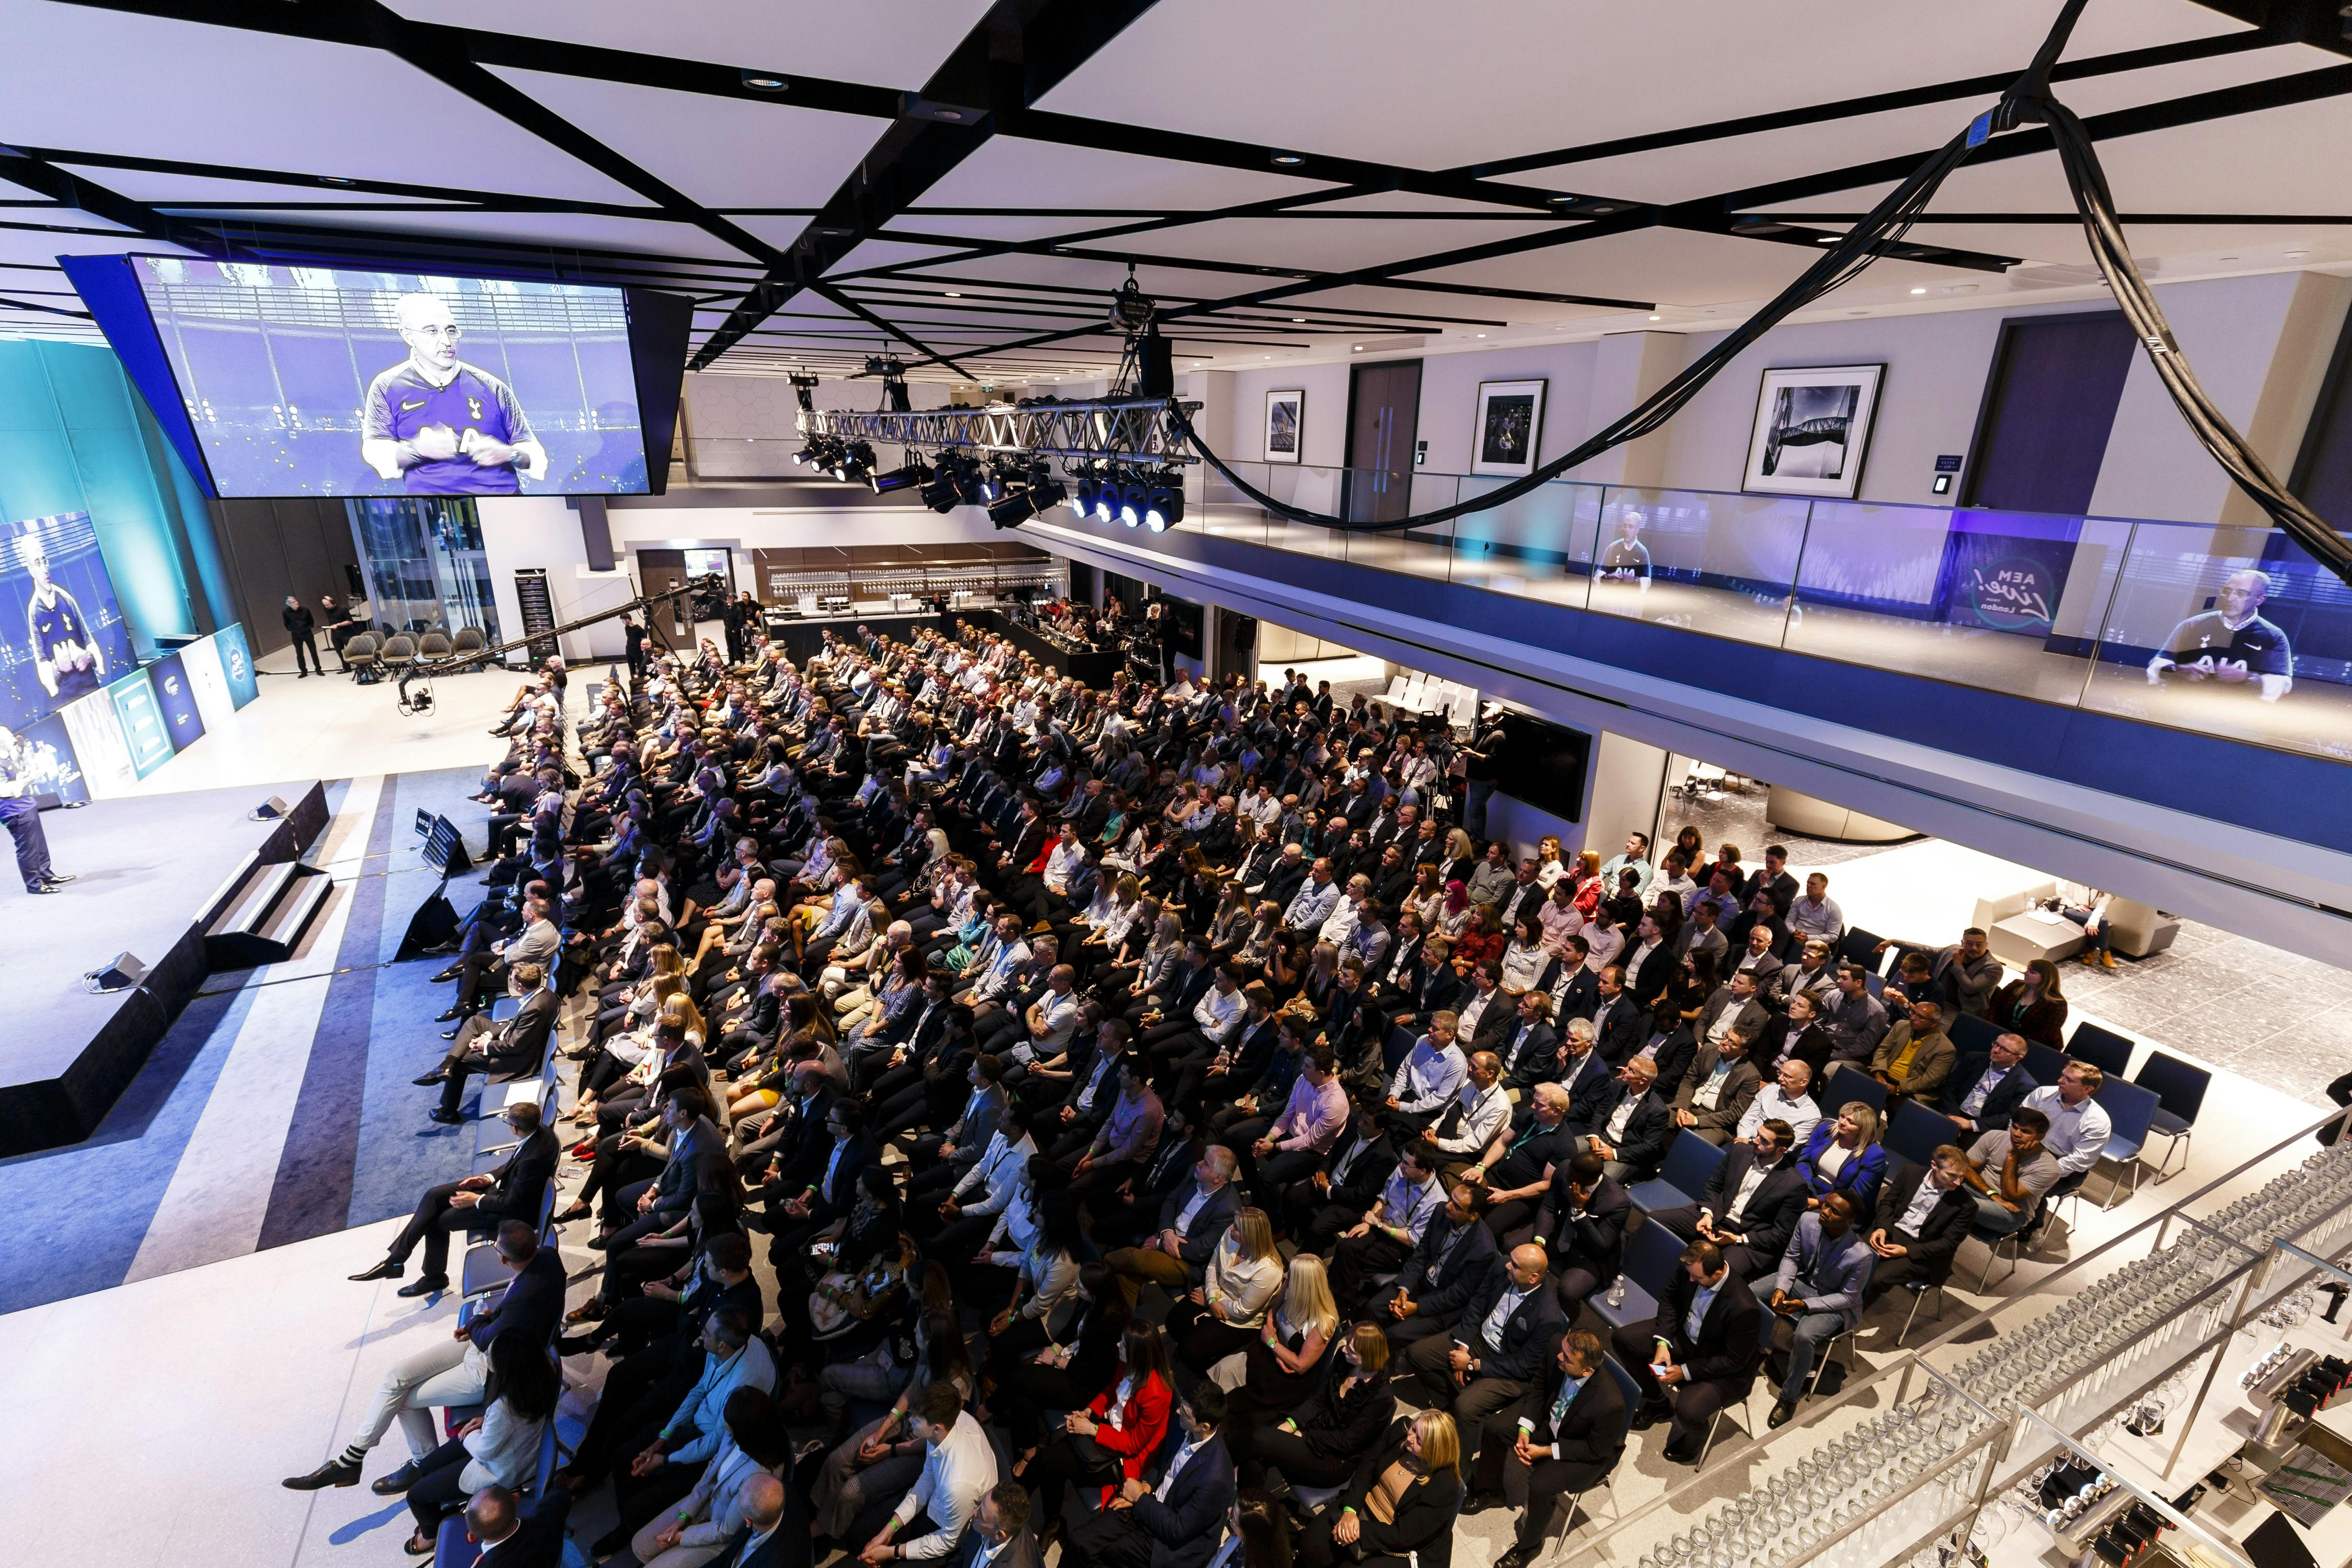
[24,534,103,702]
[359,294,549,496]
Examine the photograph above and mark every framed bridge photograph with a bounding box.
[1743,363,1884,498]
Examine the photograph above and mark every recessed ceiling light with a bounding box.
[946,291,962,297]
[1270,151,1305,166]
[741,70,788,91]
[1546,194,1574,205]
[1817,235,1839,244]
[1475,332,1486,338]
[1910,287,1927,295]
[2219,254,2239,261]
[1291,317,1306,322]
[1353,345,1363,351]
[318,175,355,187]
[1647,314,1661,321]
[2287,249,2309,258]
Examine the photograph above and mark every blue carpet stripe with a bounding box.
[253,776,400,1251]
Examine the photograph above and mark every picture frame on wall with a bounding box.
[1742,363,1885,498]
[1263,388,1304,464]
[1471,378,1546,477]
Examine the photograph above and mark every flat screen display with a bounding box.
[125,258,652,497]
[108,667,176,778]
[0,511,140,734]
[150,650,206,753]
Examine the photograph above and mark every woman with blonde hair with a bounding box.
[1299,1410,1462,1568]
[1232,1320,1396,1489]
[1219,1252,1339,1421]
[1165,1208,1284,1374]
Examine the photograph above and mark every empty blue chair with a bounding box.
[1836,929,1885,973]
[2023,1040,2070,1090]
[2132,1051,2210,1182]
[1886,1099,1951,1170]
[1818,1067,1887,1121]
[1947,1011,2001,1059]
[1589,1219,1687,1333]
[2089,1077,2162,1208]
[2065,1022,2135,1079]
[1629,1130,1726,1218]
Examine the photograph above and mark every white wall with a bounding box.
[1583,731,1670,868]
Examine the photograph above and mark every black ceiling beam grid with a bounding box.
[1450,27,2284,180]
[0,145,227,253]
[690,0,1168,373]
[1717,60,2352,212]
[1679,212,2023,274]
[849,266,1542,326]
[1755,210,2352,224]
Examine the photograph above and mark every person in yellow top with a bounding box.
[1871,995,1955,1104]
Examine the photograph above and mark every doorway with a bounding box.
[636,548,695,645]
[1962,311,2137,515]
[1344,359,1422,525]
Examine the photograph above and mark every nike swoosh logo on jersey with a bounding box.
[401,398,427,411]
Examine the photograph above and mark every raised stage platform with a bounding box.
[0,780,328,1157]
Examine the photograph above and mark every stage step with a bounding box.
[204,860,333,969]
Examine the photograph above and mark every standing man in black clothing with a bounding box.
[282,594,323,677]
[624,615,649,683]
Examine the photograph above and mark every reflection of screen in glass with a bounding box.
[15,712,89,805]
[131,258,649,497]
[0,511,138,734]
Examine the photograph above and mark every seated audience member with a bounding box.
[1956,1105,2061,1236]
[1796,1102,1888,1218]
[395,1332,560,1554]
[1064,1382,1237,1568]
[1486,1330,1627,1568]
[1936,1031,2035,1137]
[1870,995,1956,1105]
[1160,1207,1285,1375]
[1643,1120,1810,1282]
[1583,1057,1673,1184]
[1398,1242,1563,1438]
[1734,1059,1821,1151]
[287,1220,563,1491]
[1863,1144,1977,1302]
[1102,1145,1242,1300]
[1986,958,2069,1049]
[850,1382,998,1566]
[2018,1060,2115,1191]
[1368,1180,1497,1347]
[1759,1192,1873,1427]
[1609,1239,1762,1466]
[1525,1150,1631,1317]
[417,961,559,1125]
[351,1099,557,1295]
[1295,1411,1463,1568]
[1231,1321,1396,1490]
[1032,1323,1172,1531]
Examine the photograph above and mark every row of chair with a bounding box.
[347,626,490,683]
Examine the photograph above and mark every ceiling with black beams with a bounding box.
[4,0,2352,385]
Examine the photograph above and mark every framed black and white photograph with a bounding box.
[1472,378,1546,477]
[1742,364,1884,498]
[1263,388,1304,465]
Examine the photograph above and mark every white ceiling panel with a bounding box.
[0,0,640,204]
[236,207,764,264]
[821,237,974,276]
[488,67,882,212]
[887,214,1103,243]
[919,137,1332,212]
[1035,0,2244,174]
[1404,226,1976,309]
[1128,215,1569,274]
[389,0,995,88]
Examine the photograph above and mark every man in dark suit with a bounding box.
[950,1483,1036,1568]
[1584,1057,1674,1183]
[1286,1104,1396,1244]
[1588,965,1648,1066]
[1611,1237,1764,1464]
[1374,1179,1498,1347]
[1935,1033,2036,1137]
[1552,1020,1618,1134]
[1493,992,1561,1098]
[702,1474,799,1568]
[1404,1242,1565,1437]
[1671,1030,1762,1146]
[1863,1144,1977,1300]
[1067,1383,1235,1568]
[1529,1151,1631,1316]
[465,1484,577,1568]
[1486,1329,1628,1568]
[419,962,559,1124]
[1103,1143,1241,1293]
[352,1100,557,1295]
[1643,1120,1811,1282]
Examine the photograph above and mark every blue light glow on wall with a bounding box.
[0,338,232,657]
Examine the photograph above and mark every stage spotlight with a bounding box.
[1143,476,1183,532]
[1092,468,1120,524]
[1073,473,1101,518]
[986,487,1038,529]
[828,440,875,482]
[919,457,961,513]
[1117,476,1152,528]
[869,458,930,494]
[790,444,818,467]
[1025,463,1067,515]
[952,454,989,506]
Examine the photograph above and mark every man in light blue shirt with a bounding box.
[1388,1012,1469,1135]
[1598,833,1653,899]
[1764,1192,1874,1426]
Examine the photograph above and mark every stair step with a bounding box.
[211,859,297,937]
[257,870,333,952]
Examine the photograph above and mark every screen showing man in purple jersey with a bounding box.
[360,294,549,495]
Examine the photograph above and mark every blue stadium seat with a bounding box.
[1628,1131,1724,1218]
[2065,1022,2135,1079]
[1885,1100,1951,1170]
[2132,1051,2209,1182]
[1589,1220,1686,1334]
[1817,1067,1887,1121]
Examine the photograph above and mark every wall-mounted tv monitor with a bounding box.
[0,510,139,734]
[61,253,692,499]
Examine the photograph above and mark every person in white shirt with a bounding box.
[1787,873,1843,944]
[1735,1059,1821,1150]
[1317,874,1371,947]
[1389,1013,1470,1132]
[1431,1051,1512,1173]
[2019,1061,2114,1180]
[862,1385,997,1561]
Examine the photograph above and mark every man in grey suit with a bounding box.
[419,962,558,1124]
[445,893,559,1021]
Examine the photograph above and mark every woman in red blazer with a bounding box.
[1031,1322,1173,1532]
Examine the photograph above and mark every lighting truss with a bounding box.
[796,396,1203,465]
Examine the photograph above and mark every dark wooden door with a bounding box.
[1962,312,2137,515]
[636,548,693,642]
[1345,359,1423,524]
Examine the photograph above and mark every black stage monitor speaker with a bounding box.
[252,794,293,821]
[87,951,147,993]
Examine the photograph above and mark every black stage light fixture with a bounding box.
[1092,467,1122,524]
[1143,474,1183,532]
[1072,472,1101,519]
[1116,475,1151,528]
[919,458,961,513]
[1025,462,1067,515]
[869,457,931,495]
[987,486,1039,529]
[829,440,875,482]
[952,453,990,507]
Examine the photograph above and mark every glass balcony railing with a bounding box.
[1171,463,2352,766]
